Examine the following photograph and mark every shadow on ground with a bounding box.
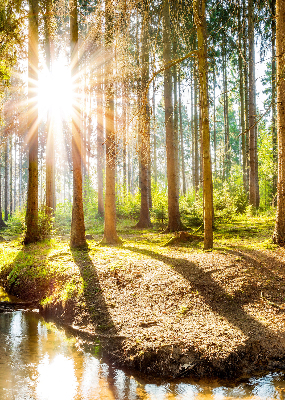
[124,244,285,377]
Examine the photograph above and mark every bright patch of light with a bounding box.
[38,59,72,119]
[36,353,78,400]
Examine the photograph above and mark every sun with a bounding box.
[38,58,72,120]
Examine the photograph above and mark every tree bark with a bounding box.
[122,84,127,191]
[152,76,157,184]
[101,0,120,244]
[248,0,260,208]
[97,67,104,217]
[243,0,250,192]
[0,165,7,228]
[193,0,213,250]
[194,65,199,192]
[178,71,186,196]
[238,0,247,192]
[273,0,285,244]
[136,0,151,228]
[45,0,55,215]
[213,66,217,173]
[0,142,7,228]
[24,0,39,244]
[222,36,230,179]
[9,136,12,216]
[4,138,8,221]
[70,0,87,248]
[272,0,277,204]
[163,0,182,232]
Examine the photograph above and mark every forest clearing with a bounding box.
[1,214,285,380]
[2,0,285,397]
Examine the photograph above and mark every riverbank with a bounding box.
[1,217,285,379]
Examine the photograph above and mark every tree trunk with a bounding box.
[222,36,230,179]
[163,0,182,232]
[14,134,17,212]
[45,0,56,215]
[0,144,7,228]
[122,85,127,191]
[9,136,12,216]
[213,66,217,173]
[273,0,285,244]
[101,0,120,244]
[97,67,104,217]
[194,65,199,192]
[19,137,22,209]
[248,0,260,208]
[272,0,277,204]
[153,76,157,184]
[24,0,39,244]
[4,138,8,221]
[243,0,250,192]
[178,71,186,196]
[173,39,180,194]
[238,0,247,192]
[137,0,151,228]
[193,0,213,250]
[70,0,87,248]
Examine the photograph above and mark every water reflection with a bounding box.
[0,310,285,400]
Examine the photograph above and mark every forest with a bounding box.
[1,0,285,391]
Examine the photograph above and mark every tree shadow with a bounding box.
[70,248,124,351]
[69,248,127,397]
[123,244,285,376]
[226,248,285,304]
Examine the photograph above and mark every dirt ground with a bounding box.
[1,222,285,379]
[33,233,285,379]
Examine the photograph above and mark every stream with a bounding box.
[0,288,285,400]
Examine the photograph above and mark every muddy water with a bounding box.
[0,291,285,399]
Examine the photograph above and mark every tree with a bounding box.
[101,0,120,244]
[97,67,104,217]
[24,0,39,244]
[163,0,182,232]
[271,0,277,203]
[70,0,87,248]
[193,0,213,250]
[136,0,152,229]
[0,146,7,228]
[4,136,8,221]
[238,0,247,192]
[273,0,285,245]
[248,0,260,208]
[44,0,56,215]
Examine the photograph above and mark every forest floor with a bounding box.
[1,214,285,379]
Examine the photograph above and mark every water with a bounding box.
[0,291,285,400]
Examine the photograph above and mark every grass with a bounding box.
[0,213,278,306]
[1,212,285,379]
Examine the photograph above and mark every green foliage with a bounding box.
[151,183,168,225]
[2,209,25,235]
[116,188,141,220]
[38,206,54,240]
[54,202,72,234]
[0,0,23,84]
[82,180,103,232]
[258,121,274,210]
[180,190,204,227]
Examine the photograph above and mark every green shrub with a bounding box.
[38,206,54,240]
[116,189,141,220]
[3,209,25,235]
[151,183,168,225]
[54,202,72,234]
[180,190,203,227]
